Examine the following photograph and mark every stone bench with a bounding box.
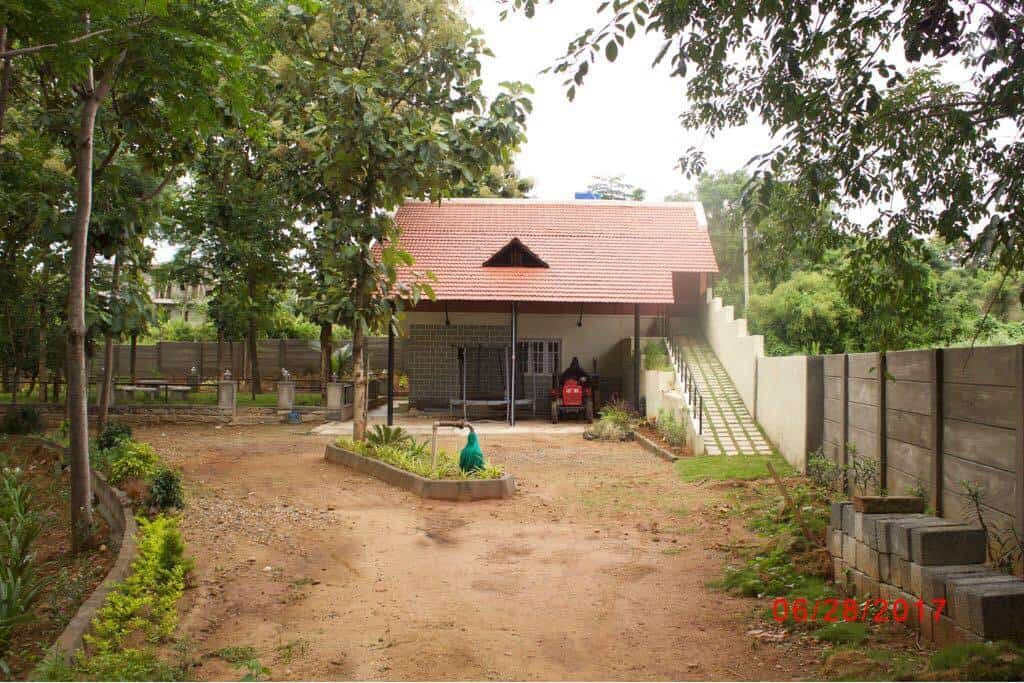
[114,386,160,400]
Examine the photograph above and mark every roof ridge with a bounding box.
[401,197,704,210]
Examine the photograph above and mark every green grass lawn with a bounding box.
[674,453,795,482]
[1,390,326,408]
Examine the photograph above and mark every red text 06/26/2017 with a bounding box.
[771,597,946,624]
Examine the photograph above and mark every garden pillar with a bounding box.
[277,368,295,410]
[326,376,343,421]
[218,370,237,416]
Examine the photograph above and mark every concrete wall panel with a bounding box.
[943,419,1016,472]
[943,383,1017,429]
[848,353,881,380]
[886,380,934,416]
[848,378,879,406]
[886,349,935,382]
[887,409,934,450]
[944,346,1017,386]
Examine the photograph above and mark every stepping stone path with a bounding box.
[674,336,773,456]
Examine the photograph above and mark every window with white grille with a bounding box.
[516,340,560,376]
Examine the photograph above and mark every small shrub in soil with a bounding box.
[655,408,688,448]
[98,421,133,450]
[334,438,504,481]
[146,468,185,511]
[1,406,42,435]
[642,339,672,371]
[107,441,159,486]
[583,416,628,442]
[598,399,637,431]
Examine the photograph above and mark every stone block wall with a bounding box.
[406,323,511,409]
[829,502,1024,643]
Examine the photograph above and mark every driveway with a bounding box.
[137,423,809,681]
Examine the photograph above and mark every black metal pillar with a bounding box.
[386,309,395,426]
[634,303,641,413]
[510,302,518,426]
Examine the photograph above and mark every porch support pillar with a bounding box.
[510,302,518,426]
[634,303,641,413]
[386,303,395,427]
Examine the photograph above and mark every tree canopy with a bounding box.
[507,0,1024,292]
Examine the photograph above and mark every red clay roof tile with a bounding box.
[394,198,718,304]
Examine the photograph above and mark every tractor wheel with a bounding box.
[585,396,594,424]
[551,400,559,424]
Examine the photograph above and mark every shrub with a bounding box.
[334,438,503,481]
[108,441,160,486]
[366,425,412,449]
[146,468,185,511]
[806,449,845,494]
[87,515,192,653]
[642,340,672,371]
[584,418,627,442]
[0,468,43,669]
[1,406,41,435]
[655,409,688,448]
[598,399,636,430]
[98,421,133,450]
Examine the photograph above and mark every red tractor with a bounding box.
[550,358,595,424]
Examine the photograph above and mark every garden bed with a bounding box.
[324,443,515,501]
[0,437,119,678]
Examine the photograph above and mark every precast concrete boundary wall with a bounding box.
[823,346,1024,539]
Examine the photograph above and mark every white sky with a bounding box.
[462,0,774,201]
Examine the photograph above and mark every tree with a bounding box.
[277,0,531,441]
[586,174,644,201]
[2,0,260,550]
[507,1,1024,295]
[668,170,836,304]
[172,130,300,398]
[453,161,534,198]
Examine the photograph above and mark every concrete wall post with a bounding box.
[277,380,296,410]
[217,375,237,416]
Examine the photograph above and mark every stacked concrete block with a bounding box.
[827,498,1024,644]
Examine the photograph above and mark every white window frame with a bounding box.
[517,338,561,376]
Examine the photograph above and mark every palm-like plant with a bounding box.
[366,425,413,449]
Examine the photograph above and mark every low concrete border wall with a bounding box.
[324,443,515,501]
[16,436,138,666]
[632,430,679,463]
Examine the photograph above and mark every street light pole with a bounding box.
[742,214,750,314]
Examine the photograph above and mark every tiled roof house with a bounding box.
[390,198,718,422]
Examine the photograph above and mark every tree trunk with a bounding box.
[97,251,121,433]
[320,321,332,399]
[352,322,367,441]
[68,92,104,552]
[216,327,224,379]
[67,31,124,552]
[129,333,137,384]
[247,319,260,399]
[38,308,48,403]
[0,26,11,146]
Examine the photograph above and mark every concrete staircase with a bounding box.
[674,336,772,456]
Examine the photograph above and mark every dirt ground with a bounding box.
[137,423,818,681]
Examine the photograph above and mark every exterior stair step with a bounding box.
[672,335,772,456]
